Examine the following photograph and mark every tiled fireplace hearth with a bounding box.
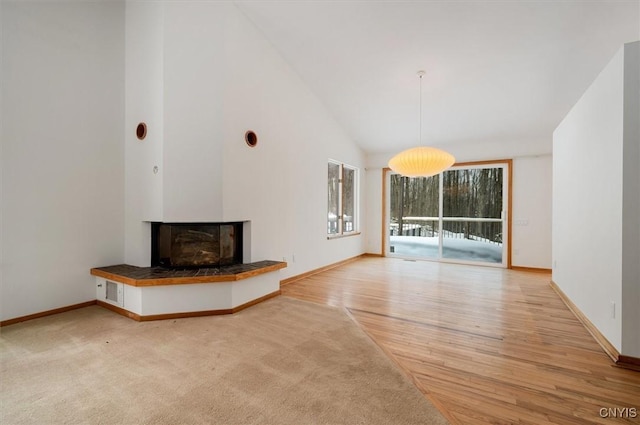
[90,222,286,321]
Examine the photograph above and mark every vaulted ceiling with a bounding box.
[235,1,639,155]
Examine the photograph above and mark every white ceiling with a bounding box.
[235,0,639,156]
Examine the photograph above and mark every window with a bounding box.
[328,160,359,237]
[387,161,510,267]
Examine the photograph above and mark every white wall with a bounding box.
[364,168,384,255]
[1,2,125,321]
[0,0,5,321]
[221,5,365,277]
[365,147,553,268]
[512,155,552,268]
[122,2,366,277]
[621,42,640,357]
[553,44,632,355]
[162,2,225,223]
[124,1,164,267]
[125,2,228,269]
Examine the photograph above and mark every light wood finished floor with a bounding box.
[282,257,640,425]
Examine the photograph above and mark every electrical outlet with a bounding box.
[292,254,295,263]
[610,301,616,319]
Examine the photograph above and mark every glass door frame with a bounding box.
[383,159,512,268]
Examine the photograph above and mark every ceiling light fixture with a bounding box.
[388,71,455,177]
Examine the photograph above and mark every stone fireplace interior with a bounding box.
[151,222,243,268]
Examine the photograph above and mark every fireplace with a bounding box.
[151,222,243,268]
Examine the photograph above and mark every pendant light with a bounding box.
[388,71,455,178]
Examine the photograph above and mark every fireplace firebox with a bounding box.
[151,222,243,268]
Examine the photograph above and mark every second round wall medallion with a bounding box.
[245,130,258,147]
[136,122,147,140]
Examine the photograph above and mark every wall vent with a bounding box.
[106,281,118,303]
[104,281,124,307]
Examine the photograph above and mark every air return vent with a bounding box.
[105,281,124,307]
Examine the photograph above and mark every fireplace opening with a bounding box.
[151,222,243,268]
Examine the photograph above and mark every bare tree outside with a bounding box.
[389,166,504,263]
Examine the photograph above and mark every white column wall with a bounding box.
[621,42,640,357]
[161,2,225,223]
[553,46,625,353]
[124,1,164,266]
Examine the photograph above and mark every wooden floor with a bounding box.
[281,256,640,425]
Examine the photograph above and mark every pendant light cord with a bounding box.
[419,73,423,145]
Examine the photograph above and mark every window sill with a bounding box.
[327,232,361,240]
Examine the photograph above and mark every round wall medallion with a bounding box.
[136,122,147,140]
[245,130,258,147]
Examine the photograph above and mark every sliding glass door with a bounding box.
[387,163,508,267]
[389,173,440,259]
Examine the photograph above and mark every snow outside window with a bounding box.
[388,164,508,267]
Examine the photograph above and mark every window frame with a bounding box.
[383,159,512,267]
[327,160,360,238]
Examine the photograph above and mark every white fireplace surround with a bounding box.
[95,272,281,318]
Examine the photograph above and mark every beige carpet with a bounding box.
[0,296,448,425]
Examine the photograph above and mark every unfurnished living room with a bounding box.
[1,1,639,424]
